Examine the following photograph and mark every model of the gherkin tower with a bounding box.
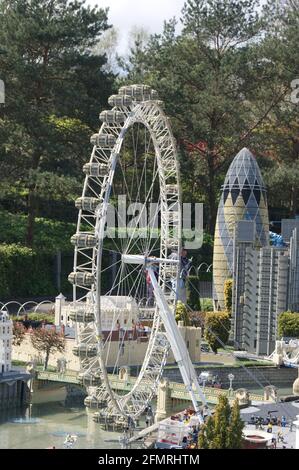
[213,148,269,310]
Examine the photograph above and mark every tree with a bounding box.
[175,301,190,326]
[117,25,150,82]
[212,394,231,448]
[12,321,26,346]
[30,327,65,370]
[250,1,299,218]
[204,311,231,353]
[224,279,233,315]
[278,311,299,338]
[120,0,273,232]
[0,0,114,246]
[227,399,245,448]
[94,26,119,73]
[198,415,214,449]
[198,396,244,448]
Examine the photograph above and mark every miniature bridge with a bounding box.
[35,369,265,405]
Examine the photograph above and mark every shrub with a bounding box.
[0,244,55,298]
[204,311,231,354]
[278,311,299,338]
[175,301,190,326]
[224,279,233,315]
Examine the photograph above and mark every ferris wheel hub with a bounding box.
[121,254,180,266]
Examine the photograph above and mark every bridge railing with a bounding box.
[34,369,265,402]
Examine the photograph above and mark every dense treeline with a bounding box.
[0,0,299,297]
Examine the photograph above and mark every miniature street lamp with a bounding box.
[199,371,210,391]
[228,373,235,395]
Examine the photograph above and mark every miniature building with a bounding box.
[213,148,269,310]
[286,225,299,312]
[55,294,139,331]
[231,220,256,346]
[0,310,13,374]
[232,221,299,355]
[243,246,289,355]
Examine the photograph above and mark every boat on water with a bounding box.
[63,434,78,448]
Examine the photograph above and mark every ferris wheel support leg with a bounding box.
[148,268,207,422]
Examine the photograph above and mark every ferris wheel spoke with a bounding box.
[124,166,160,255]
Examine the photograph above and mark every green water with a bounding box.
[0,402,122,449]
[0,384,294,449]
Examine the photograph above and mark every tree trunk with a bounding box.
[44,349,50,371]
[207,188,217,235]
[290,184,297,218]
[26,187,36,247]
[207,154,217,234]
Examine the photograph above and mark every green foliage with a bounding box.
[204,311,231,353]
[224,279,233,314]
[186,275,201,310]
[0,0,114,245]
[0,244,55,298]
[175,301,190,326]
[198,396,244,449]
[200,298,214,312]
[278,311,299,338]
[0,211,75,252]
[227,399,245,449]
[12,313,55,324]
[120,0,268,231]
[196,272,213,282]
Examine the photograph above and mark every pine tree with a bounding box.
[0,0,114,246]
[198,424,209,449]
[198,395,244,448]
[227,399,245,449]
[212,394,231,448]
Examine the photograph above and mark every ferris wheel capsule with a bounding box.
[119,84,151,101]
[68,272,95,286]
[78,372,102,387]
[72,344,98,358]
[108,94,133,107]
[83,163,109,177]
[90,133,117,147]
[99,110,126,123]
[75,197,100,212]
[71,233,97,248]
[69,308,94,323]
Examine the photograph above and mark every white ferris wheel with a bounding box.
[68,84,207,428]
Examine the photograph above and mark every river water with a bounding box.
[0,402,122,449]
[0,385,295,449]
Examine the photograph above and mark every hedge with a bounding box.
[0,243,111,299]
[186,275,201,310]
[0,244,56,298]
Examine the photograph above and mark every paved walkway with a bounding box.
[241,401,299,449]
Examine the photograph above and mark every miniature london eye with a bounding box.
[69,84,207,429]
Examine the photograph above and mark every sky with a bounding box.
[87,0,186,53]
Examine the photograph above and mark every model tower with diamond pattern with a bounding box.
[213,148,269,310]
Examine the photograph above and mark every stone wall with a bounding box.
[163,365,298,389]
[13,325,201,370]
[0,377,30,410]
